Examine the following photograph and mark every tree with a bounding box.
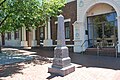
[0,0,65,52]
[0,0,40,32]
[0,0,65,32]
[39,0,65,27]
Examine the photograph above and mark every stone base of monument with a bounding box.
[48,46,75,76]
[48,64,75,76]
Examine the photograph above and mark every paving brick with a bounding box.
[0,47,120,80]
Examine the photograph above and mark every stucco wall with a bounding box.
[67,0,75,3]
[87,3,114,16]
[5,31,21,47]
[74,0,120,52]
[77,0,120,22]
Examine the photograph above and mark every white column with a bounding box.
[117,16,120,53]
[11,32,14,40]
[48,19,51,39]
[45,26,47,39]
[21,27,28,47]
[43,18,53,46]
[73,21,85,53]
[31,28,37,47]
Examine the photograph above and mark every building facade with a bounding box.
[1,27,38,47]
[74,0,120,53]
[0,0,76,48]
[51,0,77,45]
[2,0,120,54]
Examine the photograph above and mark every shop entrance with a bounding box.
[87,12,118,48]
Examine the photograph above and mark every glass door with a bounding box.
[87,12,117,48]
[95,22,115,47]
[103,22,115,47]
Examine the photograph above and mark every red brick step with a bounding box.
[84,48,117,57]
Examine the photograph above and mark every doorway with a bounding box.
[87,12,118,48]
[26,30,32,47]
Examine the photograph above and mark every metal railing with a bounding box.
[81,40,88,48]
[81,39,96,54]
[81,39,102,55]
[115,41,118,58]
[96,42,102,56]
[81,39,93,48]
[81,39,118,57]
[81,40,88,54]
[81,40,92,54]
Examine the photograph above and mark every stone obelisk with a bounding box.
[48,15,75,76]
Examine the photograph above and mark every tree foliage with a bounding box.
[0,0,65,32]
[38,0,65,28]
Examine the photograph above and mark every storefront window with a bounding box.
[56,22,70,39]
[65,22,70,39]
[14,31,19,40]
[40,27,44,43]
[87,12,117,47]
[7,32,11,40]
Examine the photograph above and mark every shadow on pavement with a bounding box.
[31,47,120,70]
[1,47,120,78]
[70,53,120,70]
[46,73,63,80]
[0,55,52,78]
[0,63,24,77]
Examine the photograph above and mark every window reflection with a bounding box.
[87,12,118,47]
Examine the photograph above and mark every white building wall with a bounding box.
[67,0,75,3]
[87,3,115,16]
[5,31,21,47]
[77,0,120,22]
[74,0,120,52]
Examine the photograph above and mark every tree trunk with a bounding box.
[0,15,8,26]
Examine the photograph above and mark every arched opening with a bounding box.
[86,3,118,48]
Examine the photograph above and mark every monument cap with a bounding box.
[58,14,64,18]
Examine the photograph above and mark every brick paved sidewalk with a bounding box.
[0,47,120,80]
[0,63,120,80]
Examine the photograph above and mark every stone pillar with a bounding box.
[48,15,75,76]
[31,28,37,47]
[21,27,28,47]
[117,16,120,53]
[73,21,84,53]
[44,26,47,40]
[48,18,52,40]
[43,18,53,46]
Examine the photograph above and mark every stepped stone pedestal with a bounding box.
[48,15,75,76]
